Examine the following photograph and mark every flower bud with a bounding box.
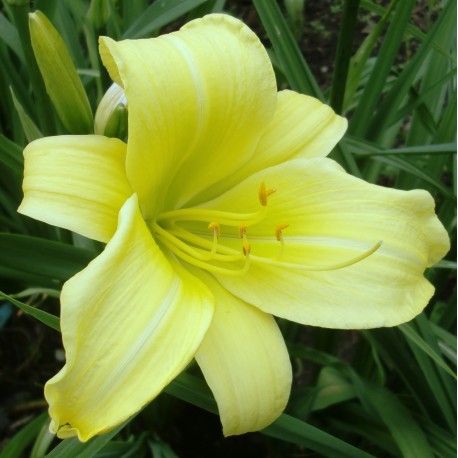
[94,83,128,140]
[29,11,93,134]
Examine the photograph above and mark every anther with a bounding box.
[275,224,289,241]
[208,222,221,238]
[239,224,251,256]
[258,182,276,206]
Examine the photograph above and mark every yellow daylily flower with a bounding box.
[18,14,449,442]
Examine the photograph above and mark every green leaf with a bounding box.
[253,0,322,98]
[122,0,209,39]
[263,414,375,458]
[372,155,454,198]
[167,372,375,458]
[0,412,49,458]
[312,366,357,411]
[0,290,60,330]
[0,233,95,285]
[329,0,361,113]
[46,422,129,458]
[0,133,23,175]
[361,382,435,458]
[10,86,43,141]
[0,12,25,61]
[367,0,457,140]
[342,0,397,112]
[349,0,416,137]
[399,323,456,379]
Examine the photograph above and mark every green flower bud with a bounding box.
[87,0,111,30]
[94,83,128,140]
[29,11,93,134]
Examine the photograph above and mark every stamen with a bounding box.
[208,222,220,257]
[275,224,289,260]
[157,206,267,227]
[153,222,217,261]
[239,224,251,256]
[157,233,251,277]
[168,224,242,261]
[258,182,276,206]
[275,224,289,241]
[208,222,221,239]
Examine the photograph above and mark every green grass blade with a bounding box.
[0,233,95,284]
[360,382,435,458]
[0,290,59,331]
[431,323,457,365]
[371,155,454,198]
[0,12,24,61]
[168,372,375,458]
[10,87,43,141]
[119,0,148,30]
[263,414,375,458]
[368,0,456,141]
[45,421,130,458]
[360,0,456,62]
[342,0,397,113]
[348,0,416,137]
[0,412,49,458]
[122,0,209,39]
[0,133,23,174]
[252,0,322,98]
[329,0,361,113]
[364,328,442,422]
[347,139,456,157]
[399,322,456,379]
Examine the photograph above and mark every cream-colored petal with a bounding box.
[193,90,347,204]
[18,135,132,243]
[99,14,277,219]
[194,271,291,436]
[256,90,347,161]
[45,195,214,442]
[196,158,449,328]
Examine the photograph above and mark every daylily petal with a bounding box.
[256,90,347,161]
[198,158,449,328]
[195,90,347,204]
[99,14,277,218]
[18,135,132,243]
[45,195,214,442]
[194,271,291,436]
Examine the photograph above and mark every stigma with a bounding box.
[150,181,382,276]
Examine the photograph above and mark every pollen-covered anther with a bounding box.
[258,182,276,206]
[208,221,221,238]
[242,242,251,256]
[239,224,251,256]
[275,224,289,241]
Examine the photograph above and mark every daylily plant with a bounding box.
[19,14,449,442]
